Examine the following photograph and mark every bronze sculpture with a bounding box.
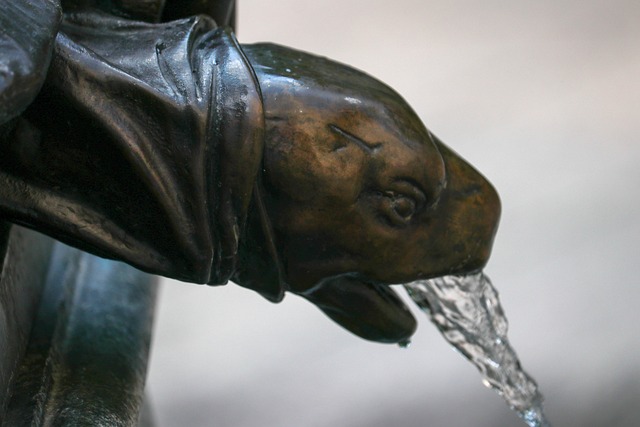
[0,0,500,344]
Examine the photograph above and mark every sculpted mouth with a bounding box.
[300,275,417,343]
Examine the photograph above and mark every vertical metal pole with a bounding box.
[4,243,158,426]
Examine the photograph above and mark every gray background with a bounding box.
[146,1,640,426]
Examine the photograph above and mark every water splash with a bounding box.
[403,272,551,427]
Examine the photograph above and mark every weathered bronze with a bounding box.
[0,0,500,344]
[1,232,157,425]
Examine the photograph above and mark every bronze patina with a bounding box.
[0,0,500,344]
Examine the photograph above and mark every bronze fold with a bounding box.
[0,12,267,287]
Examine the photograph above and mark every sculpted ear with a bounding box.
[301,276,417,344]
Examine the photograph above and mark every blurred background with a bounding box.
[146,1,640,426]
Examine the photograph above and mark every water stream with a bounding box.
[403,272,551,427]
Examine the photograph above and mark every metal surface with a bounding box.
[0,14,264,287]
[0,1,499,344]
[0,0,61,125]
[3,243,158,426]
[0,226,54,418]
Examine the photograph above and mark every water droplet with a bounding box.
[398,339,411,349]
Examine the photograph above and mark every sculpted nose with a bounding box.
[464,169,501,271]
[429,137,501,275]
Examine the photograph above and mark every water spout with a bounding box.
[403,272,551,427]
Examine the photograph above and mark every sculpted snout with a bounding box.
[301,137,501,344]
[340,132,501,285]
[417,137,501,279]
[241,42,501,343]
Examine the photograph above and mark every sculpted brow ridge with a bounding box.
[328,124,381,154]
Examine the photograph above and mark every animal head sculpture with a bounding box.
[0,9,500,345]
[235,44,501,343]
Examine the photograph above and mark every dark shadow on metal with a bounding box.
[0,226,53,419]
[2,239,158,426]
[162,0,236,29]
[0,1,61,125]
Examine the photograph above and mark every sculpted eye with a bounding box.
[380,191,417,226]
[372,180,428,227]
